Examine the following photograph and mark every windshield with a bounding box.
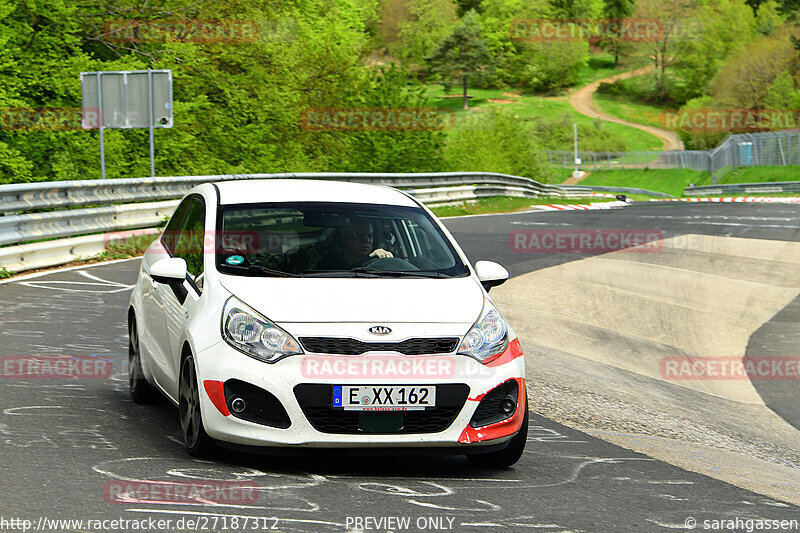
[216,202,469,278]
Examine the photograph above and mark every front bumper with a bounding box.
[193,338,526,449]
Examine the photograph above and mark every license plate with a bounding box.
[332,385,436,411]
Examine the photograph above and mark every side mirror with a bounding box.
[150,257,187,285]
[474,260,509,292]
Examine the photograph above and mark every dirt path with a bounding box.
[561,171,590,185]
[569,66,684,151]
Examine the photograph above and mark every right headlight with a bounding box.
[458,300,508,363]
[222,297,303,363]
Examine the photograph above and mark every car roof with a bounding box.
[213,179,418,207]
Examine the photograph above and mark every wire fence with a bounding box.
[547,130,800,183]
[546,150,710,172]
[710,131,800,180]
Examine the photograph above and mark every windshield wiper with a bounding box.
[349,267,451,278]
[222,263,300,277]
[301,269,380,278]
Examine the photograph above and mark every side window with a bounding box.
[162,198,192,254]
[173,197,206,284]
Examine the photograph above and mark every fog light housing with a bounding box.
[469,380,519,428]
[500,397,516,415]
[231,398,246,413]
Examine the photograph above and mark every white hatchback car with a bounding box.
[128,179,528,467]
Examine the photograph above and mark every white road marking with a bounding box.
[0,257,138,285]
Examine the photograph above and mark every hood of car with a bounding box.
[219,275,484,324]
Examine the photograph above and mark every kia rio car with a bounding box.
[128,179,528,467]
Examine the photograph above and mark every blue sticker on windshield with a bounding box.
[226,255,244,266]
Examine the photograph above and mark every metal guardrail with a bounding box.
[0,172,592,273]
[0,229,161,273]
[684,181,800,196]
[0,201,178,246]
[0,172,574,213]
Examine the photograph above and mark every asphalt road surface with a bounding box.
[0,202,798,532]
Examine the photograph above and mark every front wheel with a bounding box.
[179,355,216,458]
[467,403,528,468]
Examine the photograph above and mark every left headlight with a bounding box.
[222,297,303,363]
[458,300,508,364]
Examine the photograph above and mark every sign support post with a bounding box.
[96,73,106,179]
[81,69,172,180]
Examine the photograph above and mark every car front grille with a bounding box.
[298,337,459,355]
[293,383,469,434]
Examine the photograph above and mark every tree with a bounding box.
[443,109,554,181]
[600,0,636,67]
[476,0,550,87]
[754,0,785,35]
[712,35,797,108]
[549,0,601,18]
[525,41,589,91]
[396,0,458,66]
[377,0,458,67]
[455,0,485,16]
[764,71,800,109]
[748,0,800,14]
[426,10,493,109]
[635,0,695,98]
[674,0,756,101]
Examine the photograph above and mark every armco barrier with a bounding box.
[0,201,179,246]
[0,172,590,273]
[0,229,161,273]
[684,181,800,196]
[0,172,576,213]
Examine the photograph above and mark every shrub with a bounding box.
[443,109,555,182]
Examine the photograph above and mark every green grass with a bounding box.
[423,85,663,151]
[577,166,800,196]
[574,53,650,87]
[718,166,800,184]
[97,233,159,260]
[579,169,712,197]
[0,266,13,279]
[430,195,618,217]
[593,93,671,129]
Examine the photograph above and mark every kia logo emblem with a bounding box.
[368,326,392,335]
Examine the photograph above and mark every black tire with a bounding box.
[128,315,161,404]
[179,354,216,458]
[467,403,529,468]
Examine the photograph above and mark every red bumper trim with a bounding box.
[458,378,526,443]
[203,380,230,416]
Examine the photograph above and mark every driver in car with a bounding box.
[319,216,393,270]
